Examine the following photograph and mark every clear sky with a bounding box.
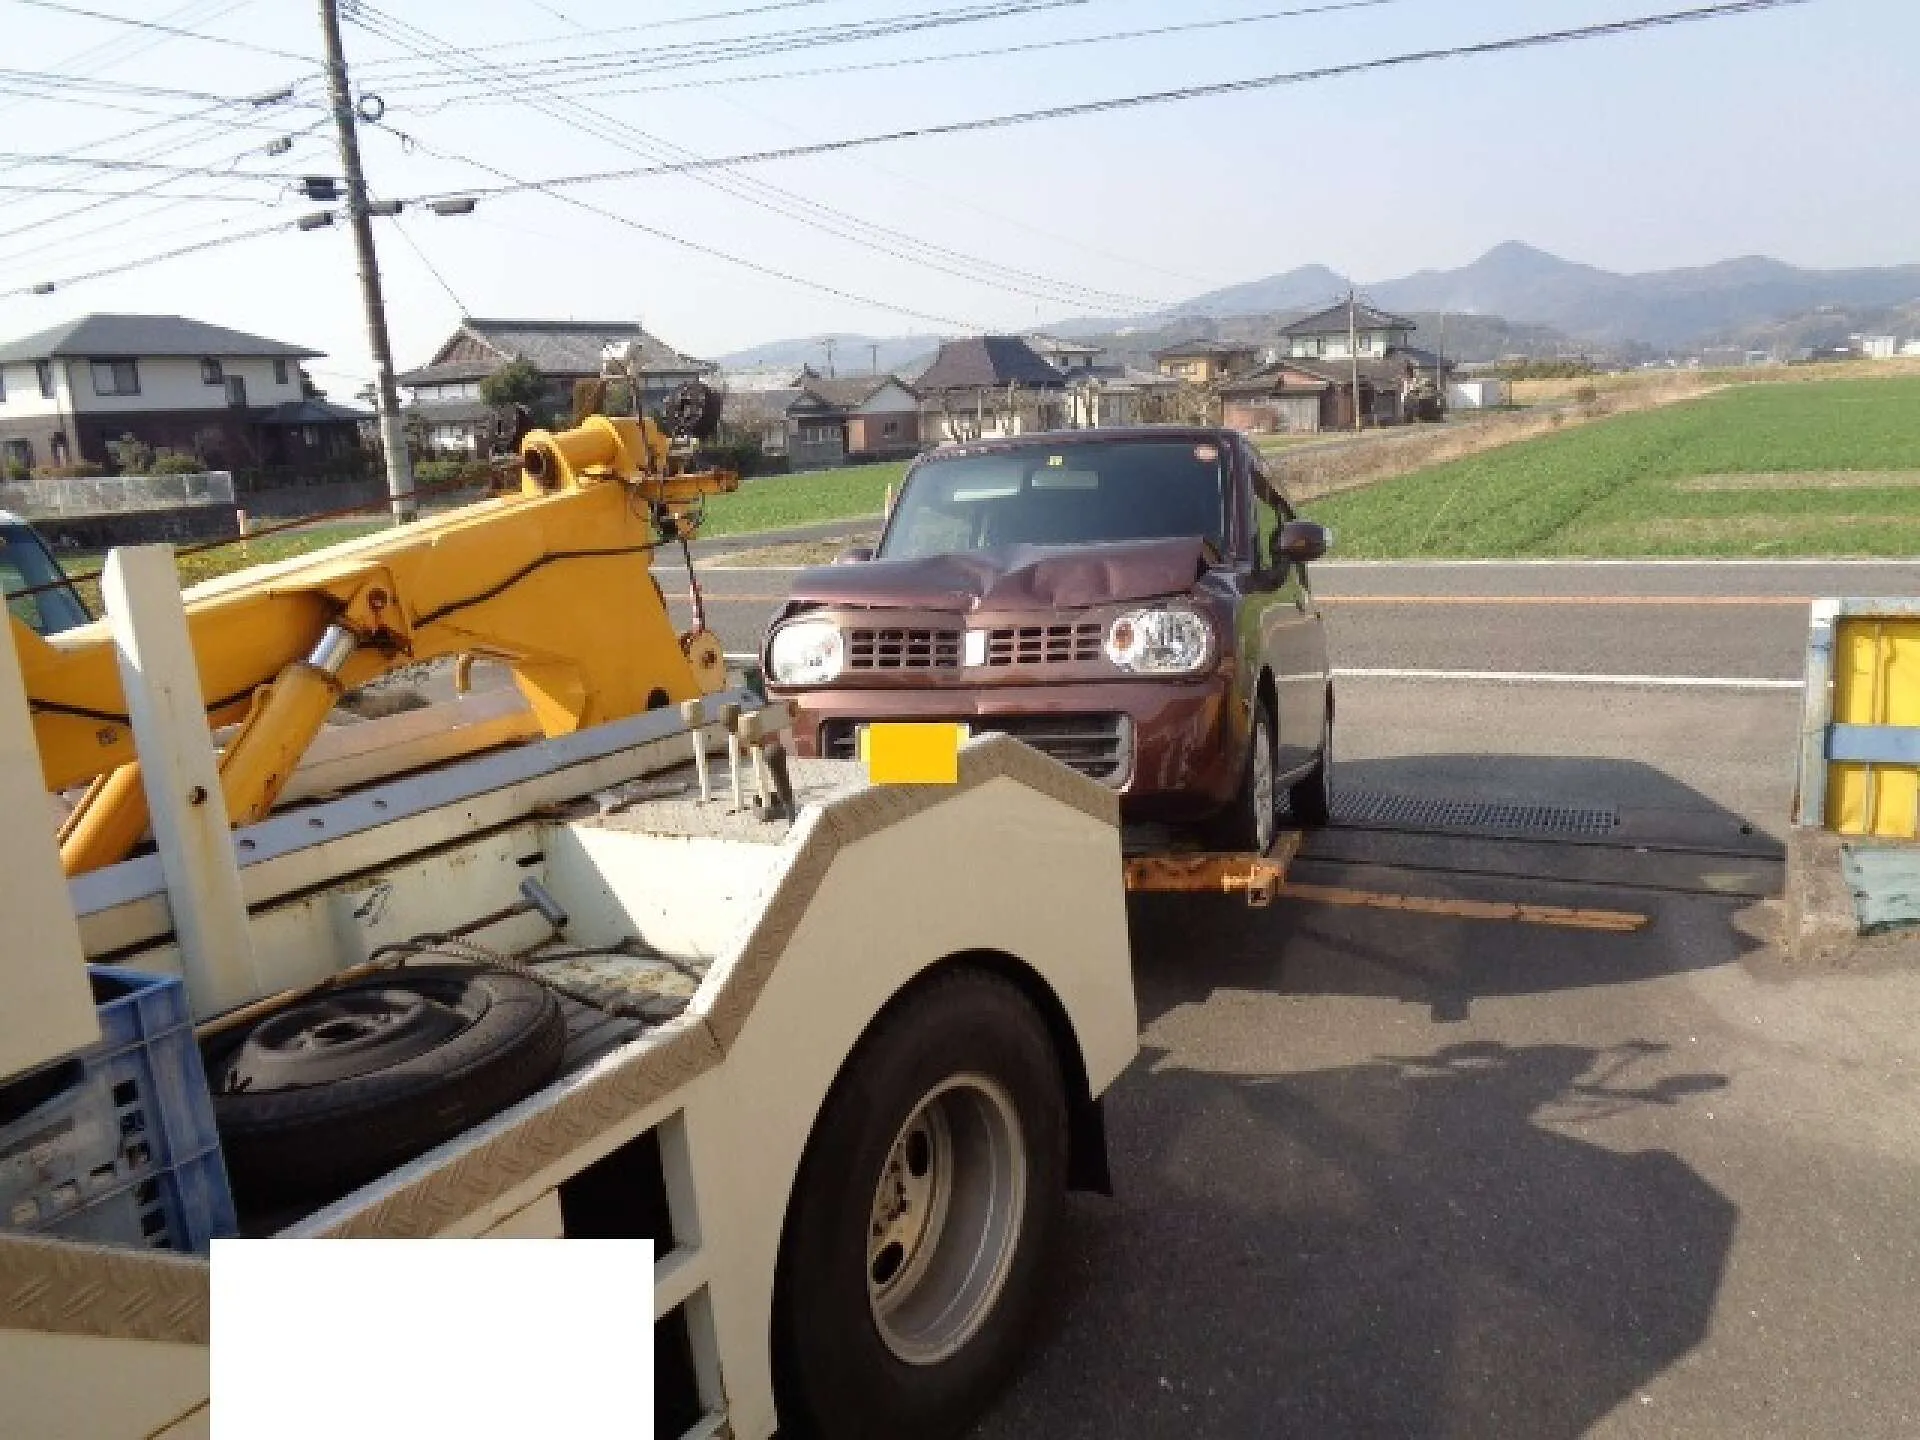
[0,0,1912,394]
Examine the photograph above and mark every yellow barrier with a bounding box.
[1796,599,1920,838]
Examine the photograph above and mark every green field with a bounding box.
[697,459,905,538]
[1307,377,1920,558]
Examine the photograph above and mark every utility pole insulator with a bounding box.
[317,0,417,524]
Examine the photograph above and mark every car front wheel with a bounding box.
[1206,702,1278,854]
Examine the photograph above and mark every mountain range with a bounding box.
[719,242,1920,372]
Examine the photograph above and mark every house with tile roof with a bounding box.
[780,371,923,470]
[1219,301,1453,433]
[397,318,710,453]
[915,336,1067,442]
[0,314,365,475]
[1151,338,1263,385]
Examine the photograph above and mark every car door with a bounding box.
[1245,444,1328,779]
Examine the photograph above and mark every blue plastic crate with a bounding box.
[0,966,236,1253]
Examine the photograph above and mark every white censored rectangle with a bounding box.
[212,1238,653,1439]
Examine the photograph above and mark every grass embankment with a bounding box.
[1308,375,1920,558]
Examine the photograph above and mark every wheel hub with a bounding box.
[865,1075,1027,1366]
[221,982,479,1092]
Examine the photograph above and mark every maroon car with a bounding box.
[762,427,1334,851]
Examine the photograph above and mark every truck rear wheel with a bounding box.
[773,968,1068,1440]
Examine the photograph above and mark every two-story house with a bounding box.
[0,314,363,474]
[1151,338,1262,385]
[398,318,710,454]
[1220,302,1454,433]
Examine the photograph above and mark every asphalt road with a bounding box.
[666,557,1920,682]
[674,553,1920,1437]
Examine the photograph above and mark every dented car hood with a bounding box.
[783,537,1212,614]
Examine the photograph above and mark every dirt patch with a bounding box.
[713,532,877,567]
[1677,471,1920,492]
[1273,380,1733,503]
[1510,356,1920,406]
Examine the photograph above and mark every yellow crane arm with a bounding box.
[19,413,736,874]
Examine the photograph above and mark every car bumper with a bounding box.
[775,677,1245,821]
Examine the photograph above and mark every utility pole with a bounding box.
[317,0,415,523]
[821,337,837,379]
[1347,289,1362,432]
[869,343,879,376]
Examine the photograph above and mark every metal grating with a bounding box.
[1325,789,1620,837]
[847,627,961,671]
[987,622,1104,667]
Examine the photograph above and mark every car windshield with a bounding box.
[2,522,90,635]
[878,439,1230,561]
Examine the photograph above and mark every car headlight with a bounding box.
[767,618,845,686]
[1105,606,1213,675]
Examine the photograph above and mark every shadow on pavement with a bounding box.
[976,1040,1735,1440]
[1137,754,1778,1025]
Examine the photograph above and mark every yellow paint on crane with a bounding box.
[1829,616,1920,838]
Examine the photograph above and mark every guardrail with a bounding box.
[1793,597,1920,837]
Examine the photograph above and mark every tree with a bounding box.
[479,357,547,413]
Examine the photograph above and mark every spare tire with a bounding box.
[205,964,565,1205]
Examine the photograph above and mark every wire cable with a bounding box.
[548,0,1417,100]
[0,214,302,298]
[403,0,1817,205]
[350,1,1162,315]
[389,214,468,314]
[7,0,320,64]
[356,0,1103,93]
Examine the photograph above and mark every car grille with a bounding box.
[822,713,1132,787]
[986,622,1104,667]
[846,627,961,671]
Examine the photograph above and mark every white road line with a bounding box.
[1317,558,1919,568]
[1334,667,1803,690]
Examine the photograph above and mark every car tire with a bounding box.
[1206,701,1278,854]
[1288,688,1335,829]
[772,968,1068,1440]
[205,964,566,1205]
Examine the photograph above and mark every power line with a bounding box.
[0,65,250,104]
[540,0,1417,101]
[8,0,319,63]
[0,214,303,298]
[0,180,276,201]
[356,0,1102,93]
[0,0,250,115]
[405,0,1816,205]
[0,118,325,252]
[348,0,832,67]
[388,215,467,315]
[339,65,982,330]
[0,150,303,180]
[350,1,1162,314]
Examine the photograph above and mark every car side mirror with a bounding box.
[834,545,874,564]
[1275,520,1330,565]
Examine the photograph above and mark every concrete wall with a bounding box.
[0,470,234,517]
[32,503,238,551]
